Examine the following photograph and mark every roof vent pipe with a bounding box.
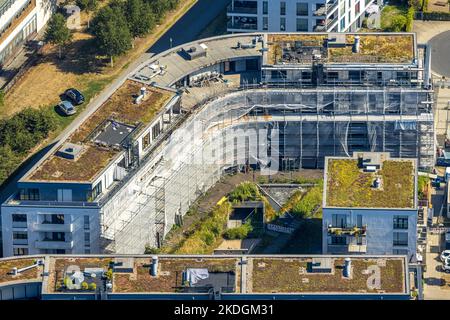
[12,267,18,276]
[343,257,352,278]
[151,256,159,277]
[353,36,360,54]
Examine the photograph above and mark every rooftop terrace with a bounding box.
[266,33,415,65]
[325,153,416,208]
[0,254,409,298]
[26,80,175,183]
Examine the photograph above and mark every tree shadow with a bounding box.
[48,34,107,75]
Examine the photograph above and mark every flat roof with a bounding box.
[324,153,416,209]
[265,33,415,65]
[132,34,263,87]
[25,80,175,183]
[0,257,44,286]
[9,254,405,295]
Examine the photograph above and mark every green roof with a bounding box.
[325,159,415,208]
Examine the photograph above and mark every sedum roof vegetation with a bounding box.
[267,34,414,65]
[326,159,415,208]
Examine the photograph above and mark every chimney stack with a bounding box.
[151,256,159,277]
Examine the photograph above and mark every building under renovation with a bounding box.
[1,32,435,256]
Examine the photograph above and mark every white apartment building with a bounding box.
[227,0,378,33]
[0,0,54,67]
[322,152,418,262]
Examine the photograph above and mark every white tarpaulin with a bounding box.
[366,4,379,14]
[186,268,209,285]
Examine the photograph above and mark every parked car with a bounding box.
[64,88,85,105]
[443,259,450,273]
[441,250,450,262]
[58,100,76,116]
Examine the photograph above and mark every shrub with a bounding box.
[228,182,261,203]
[223,221,253,240]
[0,89,4,108]
[144,245,160,254]
[63,276,72,288]
[105,268,113,280]
[291,181,323,218]
[89,283,97,291]
[81,282,89,290]
[406,7,414,32]
[390,15,407,32]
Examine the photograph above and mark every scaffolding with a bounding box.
[98,85,435,253]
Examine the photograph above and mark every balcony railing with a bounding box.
[326,16,338,30]
[35,239,74,250]
[327,225,367,237]
[33,223,74,232]
[227,21,258,30]
[313,24,327,32]
[227,4,258,15]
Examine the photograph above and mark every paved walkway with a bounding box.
[434,88,450,138]
[413,21,450,44]
[423,232,450,299]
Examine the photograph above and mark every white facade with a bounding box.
[322,207,418,261]
[0,0,54,65]
[1,205,100,257]
[227,0,376,33]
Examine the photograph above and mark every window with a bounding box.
[263,16,268,30]
[280,17,286,31]
[12,214,27,223]
[84,215,90,230]
[85,248,91,254]
[142,132,151,150]
[340,17,345,30]
[355,1,360,14]
[393,216,408,229]
[19,188,40,201]
[393,232,408,246]
[44,214,64,224]
[13,232,28,240]
[296,18,308,31]
[263,1,268,14]
[13,247,29,256]
[57,189,72,202]
[331,236,346,245]
[84,232,90,245]
[296,3,308,16]
[91,181,103,200]
[152,123,161,140]
[332,214,347,228]
[356,215,363,228]
[280,1,286,15]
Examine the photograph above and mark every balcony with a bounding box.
[227,20,258,31]
[326,16,338,30]
[227,3,257,15]
[326,0,338,16]
[327,225,367,237]
[314,5,326,16]
[33,223,73,232]
[313,24,327,32]
[35,239,74,250]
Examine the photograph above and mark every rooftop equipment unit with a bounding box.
[343,258,352,278]
[151,256,158,277]
[353,36,360,54]
[56,143,84,160]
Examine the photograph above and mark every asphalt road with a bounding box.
[430,30,450,78]
[0,0,230,203]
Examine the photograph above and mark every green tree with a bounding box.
[76,0,98,28]
[44,13,73,59]
[125,0,155,38]
[389,15,407,32]
[91,6,132,67]
[0,145,21,184]
[405,7,415,32]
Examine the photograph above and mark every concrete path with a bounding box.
[413,21,450,44]
[423,232,450,299]
[434,88,450,138]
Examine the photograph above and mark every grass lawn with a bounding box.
[381,4,408,30]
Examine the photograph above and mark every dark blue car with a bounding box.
[64,88,85,105]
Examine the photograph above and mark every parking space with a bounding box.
[424,231,450,299]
